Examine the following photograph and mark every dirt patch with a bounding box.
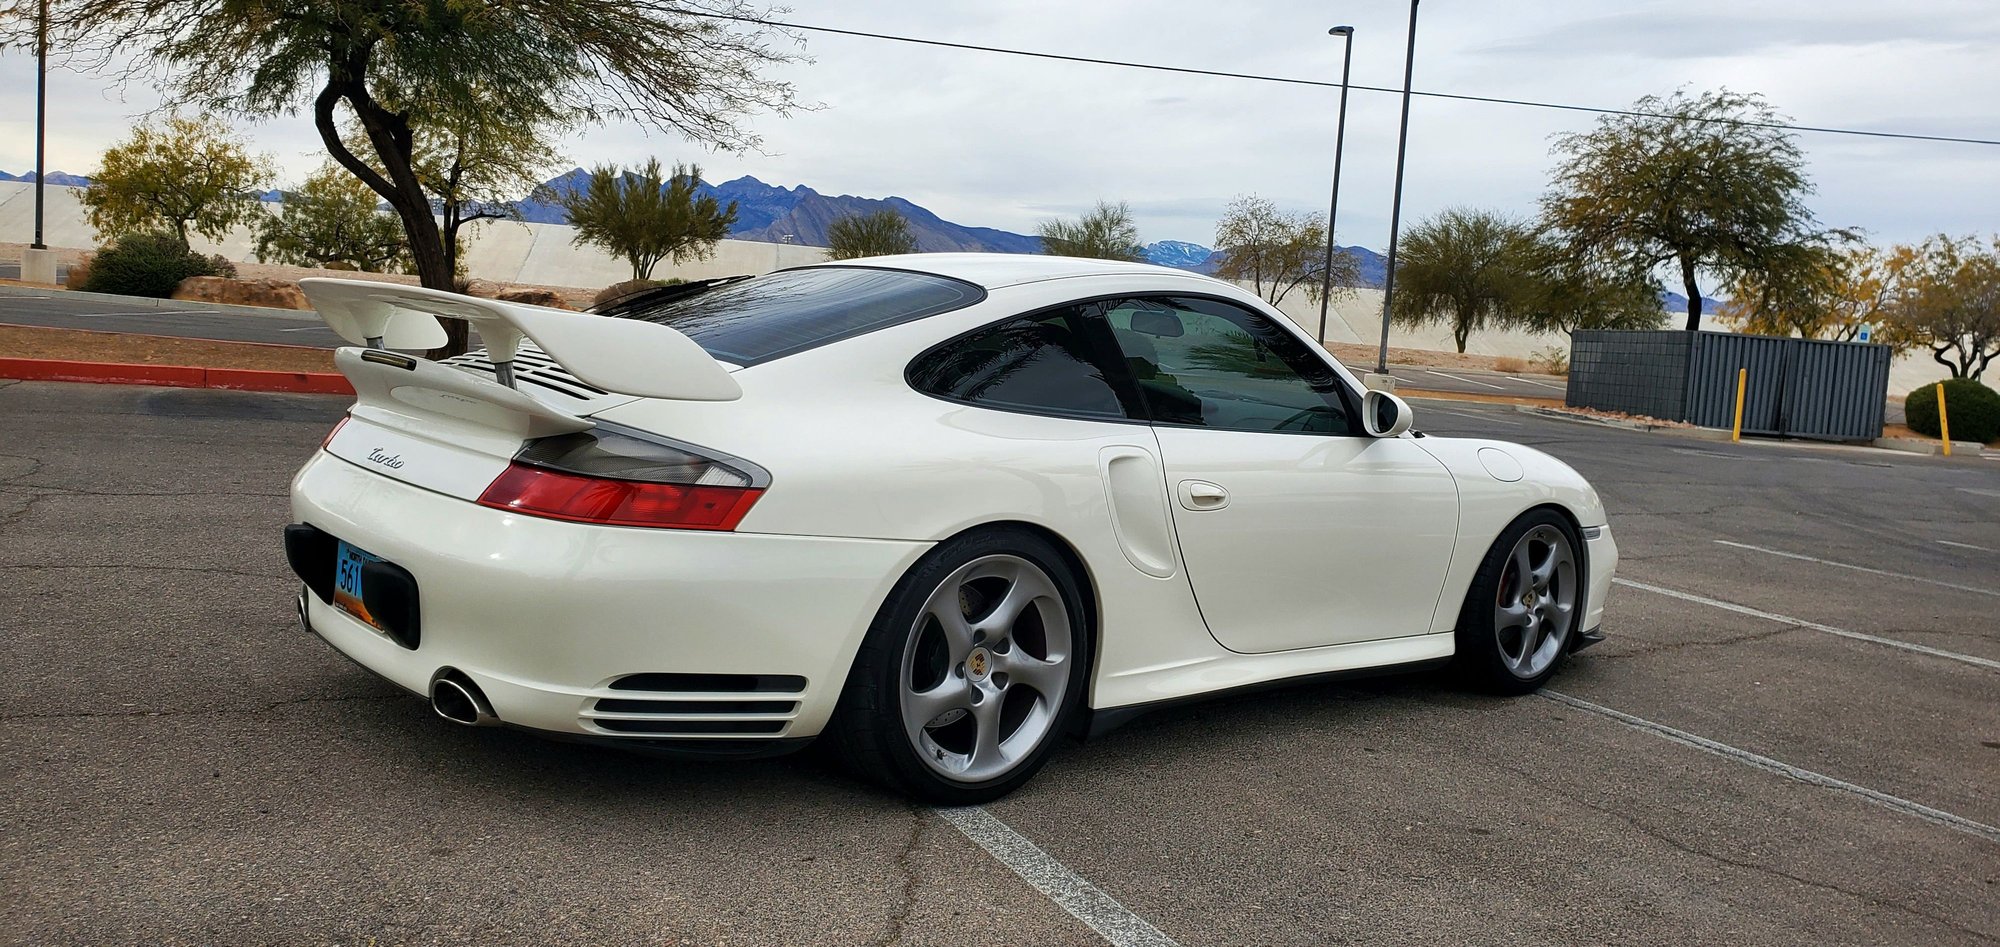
[1398,388,1566,409]
[172,276,310,310]
[1323,341,1558,374]
[0,324,334,373]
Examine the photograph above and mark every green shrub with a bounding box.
[1906,378,2000,444]
[82,233,217,298]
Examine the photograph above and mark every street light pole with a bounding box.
[1315,25,1355,346]
[1375,0,1420,375]
[32,0,49,251]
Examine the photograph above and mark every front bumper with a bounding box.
[1576,523,1618,650]
[287,451,930,745]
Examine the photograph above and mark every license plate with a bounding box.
[333,541,386,631]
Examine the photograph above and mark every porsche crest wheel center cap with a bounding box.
[966,647,991,681]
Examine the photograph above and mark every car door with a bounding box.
[1096,295,1460,654]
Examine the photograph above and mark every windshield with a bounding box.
[616,267,986,366]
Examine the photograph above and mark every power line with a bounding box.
[694,12,2000,148]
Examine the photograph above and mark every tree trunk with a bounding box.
[312,65,469,358]
[1681,257,1703,332]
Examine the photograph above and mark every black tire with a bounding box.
[1451,508,1585,695]
[824,526,1092,804]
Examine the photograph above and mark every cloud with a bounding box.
[1,0,1995,254]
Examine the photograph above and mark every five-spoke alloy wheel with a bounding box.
[830,528,1090,803]
[1453,509,1584,693]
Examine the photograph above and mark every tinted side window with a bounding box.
[910,308,1135,420]
[1103,296,1357,434]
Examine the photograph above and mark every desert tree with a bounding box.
[826,210,918,259]
[1883,235,2000,380]
[255,164,411,273]
[1514,234,1666,338]
[80,115,271,249]
[1541,88,1834,331]
[1719,244,1895,346]
[1038,200,1145,262]
[10,0,799,354]
[556,160,738,280]
[1389,208,1535,353]
[1212,195,1357,307]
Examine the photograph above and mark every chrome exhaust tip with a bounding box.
[429,670,498,727]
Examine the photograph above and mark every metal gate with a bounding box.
[1568,331,1891,441]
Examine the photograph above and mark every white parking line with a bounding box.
[1420,406,1523,426]
[1713,540,1999,599]
[1543,691,2000,845]
[1612,577,2000,671]
[1512,377,1567,391]
[938,806,1180,947]
[1938,540,1995,552]
[279,325,333,332]
[1424,369,1505,390]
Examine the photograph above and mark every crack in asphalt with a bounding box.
[0,563,287,581]
[1595,625,1796,658]
[873,805,928,947]
[1,691,400,722]
[7,483,289,499]
[1552,788,2000,944]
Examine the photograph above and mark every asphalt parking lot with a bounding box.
[3,380,1996,946]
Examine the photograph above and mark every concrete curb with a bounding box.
[1872,436,1988,456]
[1511,404,1731,440]
[0,357,352,395]
[0,282,320,321]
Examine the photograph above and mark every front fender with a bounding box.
[1411,436,1615,635]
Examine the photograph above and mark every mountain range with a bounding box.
[4,166,1398,289]
[518,169,1396,284]
[0,169,93,187]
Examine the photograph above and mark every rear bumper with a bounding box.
[287,451,930,744]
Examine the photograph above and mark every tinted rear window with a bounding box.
[617,267,985,365]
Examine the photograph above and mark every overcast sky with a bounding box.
[3,0,1996,256]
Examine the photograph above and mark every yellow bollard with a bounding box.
[1937,382,1952,457]
[1731,367,1747,442]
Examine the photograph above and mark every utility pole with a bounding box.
[1373,0,1421,379]
[23,0,57,285]
[1315,26,1355,347]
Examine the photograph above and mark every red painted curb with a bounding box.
[0,357,353,396]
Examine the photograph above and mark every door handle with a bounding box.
[1177,480,1230,511]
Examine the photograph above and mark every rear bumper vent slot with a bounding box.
[585,673,807,739]
[609,673,807,694]
[594,698,797,715]
[594,719,788,736]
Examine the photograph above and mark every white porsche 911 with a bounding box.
[284,254,1615,803]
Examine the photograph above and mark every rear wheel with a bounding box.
[1453,509,1582,694]
[827,527,1090,804]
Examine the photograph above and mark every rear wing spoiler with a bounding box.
[298,278,739,402]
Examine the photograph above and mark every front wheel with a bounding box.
[826,527,1091,804]
[1452,509,1583,694]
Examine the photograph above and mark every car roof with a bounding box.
[791,252,1209,290]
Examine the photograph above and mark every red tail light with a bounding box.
[478,465,763,530]
[476,424,767,531]
[320,416,350,451]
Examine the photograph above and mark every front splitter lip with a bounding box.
[292,587,816,761]
[1572,623,1606,651]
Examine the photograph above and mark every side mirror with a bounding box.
[1128,309,1185,338]
[1363,389,1414,437]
